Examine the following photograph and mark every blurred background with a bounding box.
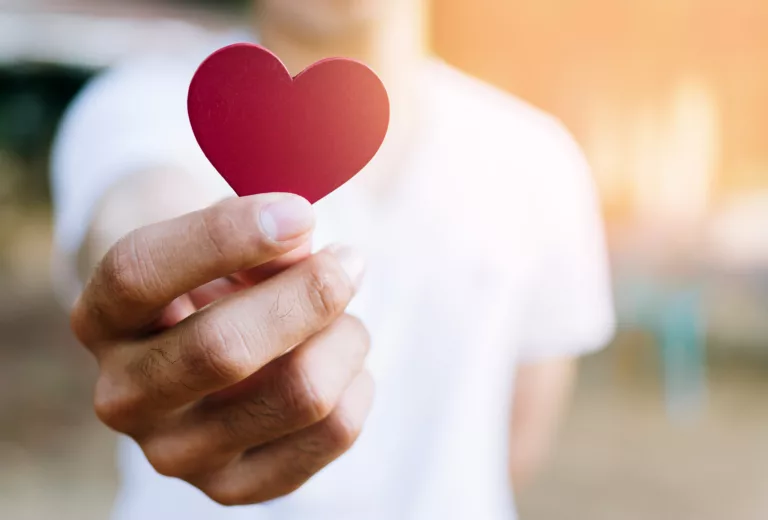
[0,0,766,519]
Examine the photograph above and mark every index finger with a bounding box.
[72,193,314,346]
[94,246,364,420]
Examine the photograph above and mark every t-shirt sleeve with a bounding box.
[516,119,616,363]
[49,55,232,307]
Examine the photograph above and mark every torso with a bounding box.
[110,41,582,520]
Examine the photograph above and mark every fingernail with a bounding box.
[260,195,314,242]
[328,245,366,290]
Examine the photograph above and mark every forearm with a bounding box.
[509,356,577,490]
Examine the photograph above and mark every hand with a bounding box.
[71,194,374,505]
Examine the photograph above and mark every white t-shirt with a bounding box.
[51,35,615,520]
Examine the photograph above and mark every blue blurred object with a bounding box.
[617,274,708,420]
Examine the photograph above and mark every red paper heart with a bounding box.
[188,43,390,203]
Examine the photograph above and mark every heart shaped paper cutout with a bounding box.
[188,43,390,203]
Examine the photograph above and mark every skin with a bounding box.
[509,356,577,490]
[76,188,373,505]
[74,0,578,505]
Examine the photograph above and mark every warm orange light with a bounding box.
[432,0,768,225]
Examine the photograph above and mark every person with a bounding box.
[50,0,615,518]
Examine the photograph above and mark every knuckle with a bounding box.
[69,298,92,345]
[261,480,306,503]
[292,456,323,484]
[301,254,352,321]
[322,409,362,452]
[93,377,142,433]
[204,480,262,507]
[186,317,253,385]
[200,203,249,264]
[93,392,121,431]
[99,234,150,305]
[206,488,242,507]
[143,438,188,479]
[282,356,335,425]
[340,314,371,356]
[204,470,306,506]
